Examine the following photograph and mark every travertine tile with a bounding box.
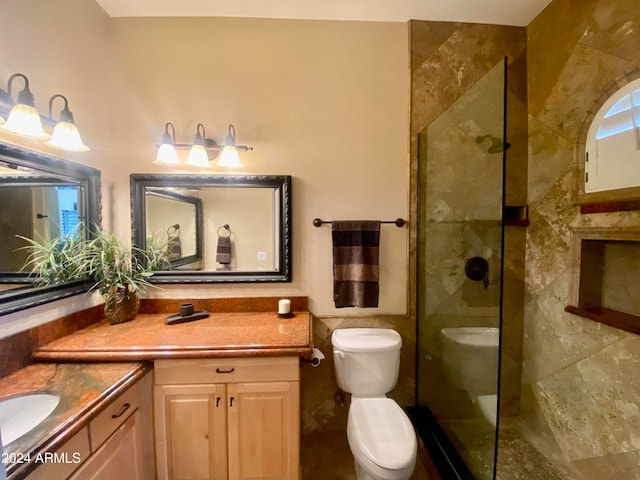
[527,0,600,117]
[534,335,640,461]
[527,115,573,207]
[535,42,637,142]
[581,0,640,60]
[524,209,571,297]
[522,270,628,383]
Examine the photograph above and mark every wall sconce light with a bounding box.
[155,122,253,168]
[44,94,89,151]
[0,73,49,139]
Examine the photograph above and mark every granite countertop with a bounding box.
[0,362,149,480]
[33,311,313,361]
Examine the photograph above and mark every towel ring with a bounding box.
[167,224,180,237]
[217,224,231,237]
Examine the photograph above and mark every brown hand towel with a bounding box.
[332,220,381,308]
[216,235,231,264]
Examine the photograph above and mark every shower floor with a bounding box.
[408,406,573,479]
[444,418,573,480]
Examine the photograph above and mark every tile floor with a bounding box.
[301,431,431,480]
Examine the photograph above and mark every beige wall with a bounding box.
[0,0,111,335]
[0,7,409,330]
[108,17,410,316]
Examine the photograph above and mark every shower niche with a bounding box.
[566,228,640,334]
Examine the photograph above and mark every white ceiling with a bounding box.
[95,0,553,27]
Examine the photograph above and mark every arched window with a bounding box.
[585,78,640,193]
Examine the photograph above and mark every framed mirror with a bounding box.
[145,188,203,268]
[130,174,291,283]
[0,142,101,316]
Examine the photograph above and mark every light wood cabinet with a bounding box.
[26,371,153,480]
[154,357,300,480]
[25,427,91,480]
[69,412,144,480]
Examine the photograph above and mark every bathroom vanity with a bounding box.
[2,302,312,480]
[0,363,153,480]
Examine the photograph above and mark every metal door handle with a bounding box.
[216,367,235,374]
[111,403,131,419]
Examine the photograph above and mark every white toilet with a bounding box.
[439,327,500,427]
[332,328,417,480]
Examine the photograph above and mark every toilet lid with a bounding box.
[347,397,416,470]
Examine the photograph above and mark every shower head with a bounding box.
[475,134,511,154]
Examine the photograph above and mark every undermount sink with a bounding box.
[0,393,60,447]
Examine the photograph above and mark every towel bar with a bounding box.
[312,218,406,227]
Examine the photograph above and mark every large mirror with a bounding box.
[130,174,291,283]
[0,142,101,316]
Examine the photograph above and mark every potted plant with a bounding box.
[19,224,169,324]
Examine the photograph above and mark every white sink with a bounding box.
[0,393,60,447]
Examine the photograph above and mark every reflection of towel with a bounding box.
[167,230,182,261]
[332,221,381,308]
[216,235,231,264]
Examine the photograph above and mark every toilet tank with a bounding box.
[332,328,402,395]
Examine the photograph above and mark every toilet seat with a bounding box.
[347,397,417,479]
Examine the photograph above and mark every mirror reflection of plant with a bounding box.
[17,223,170,297]
[17,223,89,285]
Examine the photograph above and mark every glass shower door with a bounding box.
[415,59,506,479]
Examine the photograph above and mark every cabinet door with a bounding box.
[154,384,228,480]
[227,381,299,480]
[69,412,143,480]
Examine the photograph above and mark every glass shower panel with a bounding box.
[416,60,506,479]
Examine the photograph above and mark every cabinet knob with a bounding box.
[229,396,235,407]
[216,397,221,407]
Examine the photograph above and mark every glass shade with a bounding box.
[154,143,180,165]
[1,104,49,139]
[44,121,89,151]
[217,145,243,168]
[185,144,210,167]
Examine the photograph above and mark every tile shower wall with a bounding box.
[524,0,640,477]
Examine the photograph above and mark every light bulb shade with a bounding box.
[185,144,210,167]
[154,143,180,165]
[1,103,49,139]
[217,145,243,168]
[44,121,89,151]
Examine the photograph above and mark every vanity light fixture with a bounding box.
[154,122,180,165]
[185,123,211,167]
[154,122,253,168]
[217,124,243,168]
[44,94,89,152]
[0,73,49,139]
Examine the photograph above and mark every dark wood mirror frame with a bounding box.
[0,142,101,317]
[145,188,204,268]
[130,174,292,283]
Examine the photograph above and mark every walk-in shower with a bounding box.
[408,59,507,480]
